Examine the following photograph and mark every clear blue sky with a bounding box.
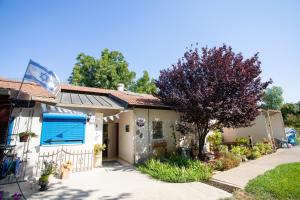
[0,0,299,102]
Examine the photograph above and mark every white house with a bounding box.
[0,78,181,179]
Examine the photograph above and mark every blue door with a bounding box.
[41,113,86,145]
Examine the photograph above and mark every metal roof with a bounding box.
[56,91,123,109]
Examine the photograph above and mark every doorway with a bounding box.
[102,123,119,159]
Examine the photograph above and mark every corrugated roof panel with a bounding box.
[57,92,123,109]
[70,93,82,104]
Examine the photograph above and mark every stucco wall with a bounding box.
[118,110,135,164]
[133,108,181,163]
[269,113,286,140]
[223,113,271,143]
[9,102,103,178]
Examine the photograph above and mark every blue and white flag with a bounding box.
[24,60,60,95]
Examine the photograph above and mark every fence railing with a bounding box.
[36,148,94,176]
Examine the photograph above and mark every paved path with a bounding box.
[213,146,300,189]
[26,164,230,200]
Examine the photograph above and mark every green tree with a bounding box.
[281,103,297,120]
[130,70,157,94]
[261,86,284,110]
[69,49,136,89]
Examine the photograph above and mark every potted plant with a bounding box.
[93,143,106,168]
[18,131,37,142]
[38,161,56,191]
[38,174,49,191]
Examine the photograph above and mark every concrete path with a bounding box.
[213,146,300,189]
[24,164,230,200]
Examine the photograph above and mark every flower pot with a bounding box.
[94,153,102,168]
[19,135,29,142]
[39,182,49,191]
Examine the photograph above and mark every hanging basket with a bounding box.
[19,135,29,142]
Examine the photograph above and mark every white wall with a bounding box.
[133,108,181,163]
[223,113,271,143]
[118,110,135,164]
[10,103,103,178]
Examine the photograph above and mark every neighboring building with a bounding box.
[223,110,286,144]
[0,78,181,179]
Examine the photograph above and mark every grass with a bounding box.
[137,155,212,183]
[245,162,300,200]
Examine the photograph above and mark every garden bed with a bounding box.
[137,155,212,183]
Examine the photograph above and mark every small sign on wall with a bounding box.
[125,125,130,132]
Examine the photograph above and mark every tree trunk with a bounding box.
[197,125,209,160]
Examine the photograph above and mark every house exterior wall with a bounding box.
[118,110,135,164]
[133,108,181,163]
[223,113,272,143]
[269,113,286,140]
[9,102,102,178]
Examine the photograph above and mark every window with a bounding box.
[152,121,163,139]
[41,113,86,145]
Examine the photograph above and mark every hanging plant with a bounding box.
[18,131,37,142]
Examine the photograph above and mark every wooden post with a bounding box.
[266,110,276,150]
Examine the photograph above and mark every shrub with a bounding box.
[207,130,223,151]
[249,146,261,160]
[254,142,266,155]
[218,152,241,171]
[235,137,249,146]
[138,156,212,183]
[230,146,248,157]
[209,160,223,171]
[217,145,229,154]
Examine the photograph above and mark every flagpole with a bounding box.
[16,60,31,100]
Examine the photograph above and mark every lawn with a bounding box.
[137,156,212,183]
[245,162,300,200]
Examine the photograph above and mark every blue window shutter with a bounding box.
[7,117,15,145]
[41,113,86,145]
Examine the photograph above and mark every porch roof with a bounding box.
[56,91,123,110]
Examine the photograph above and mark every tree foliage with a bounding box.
[130,70,157,94]
[156,44,271,156]
[68,49,136,89]
[261,86,284,110]
[281,102,300,131]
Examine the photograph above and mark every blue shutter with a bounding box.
[7,117,15,145]
[41,113,86,145]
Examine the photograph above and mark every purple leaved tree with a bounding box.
[156,44,271,158]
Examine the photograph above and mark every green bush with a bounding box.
[217,145,229,154]
[230,146,248,157]
[254,142,273,155]
[209,160,223,171]
[207,130,223,151]
[235,137,249,146]
[138,156,212,183]
[249,146,261,160]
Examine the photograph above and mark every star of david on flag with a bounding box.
[24,60,60,95]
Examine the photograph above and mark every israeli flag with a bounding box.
[24,60,60,94]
